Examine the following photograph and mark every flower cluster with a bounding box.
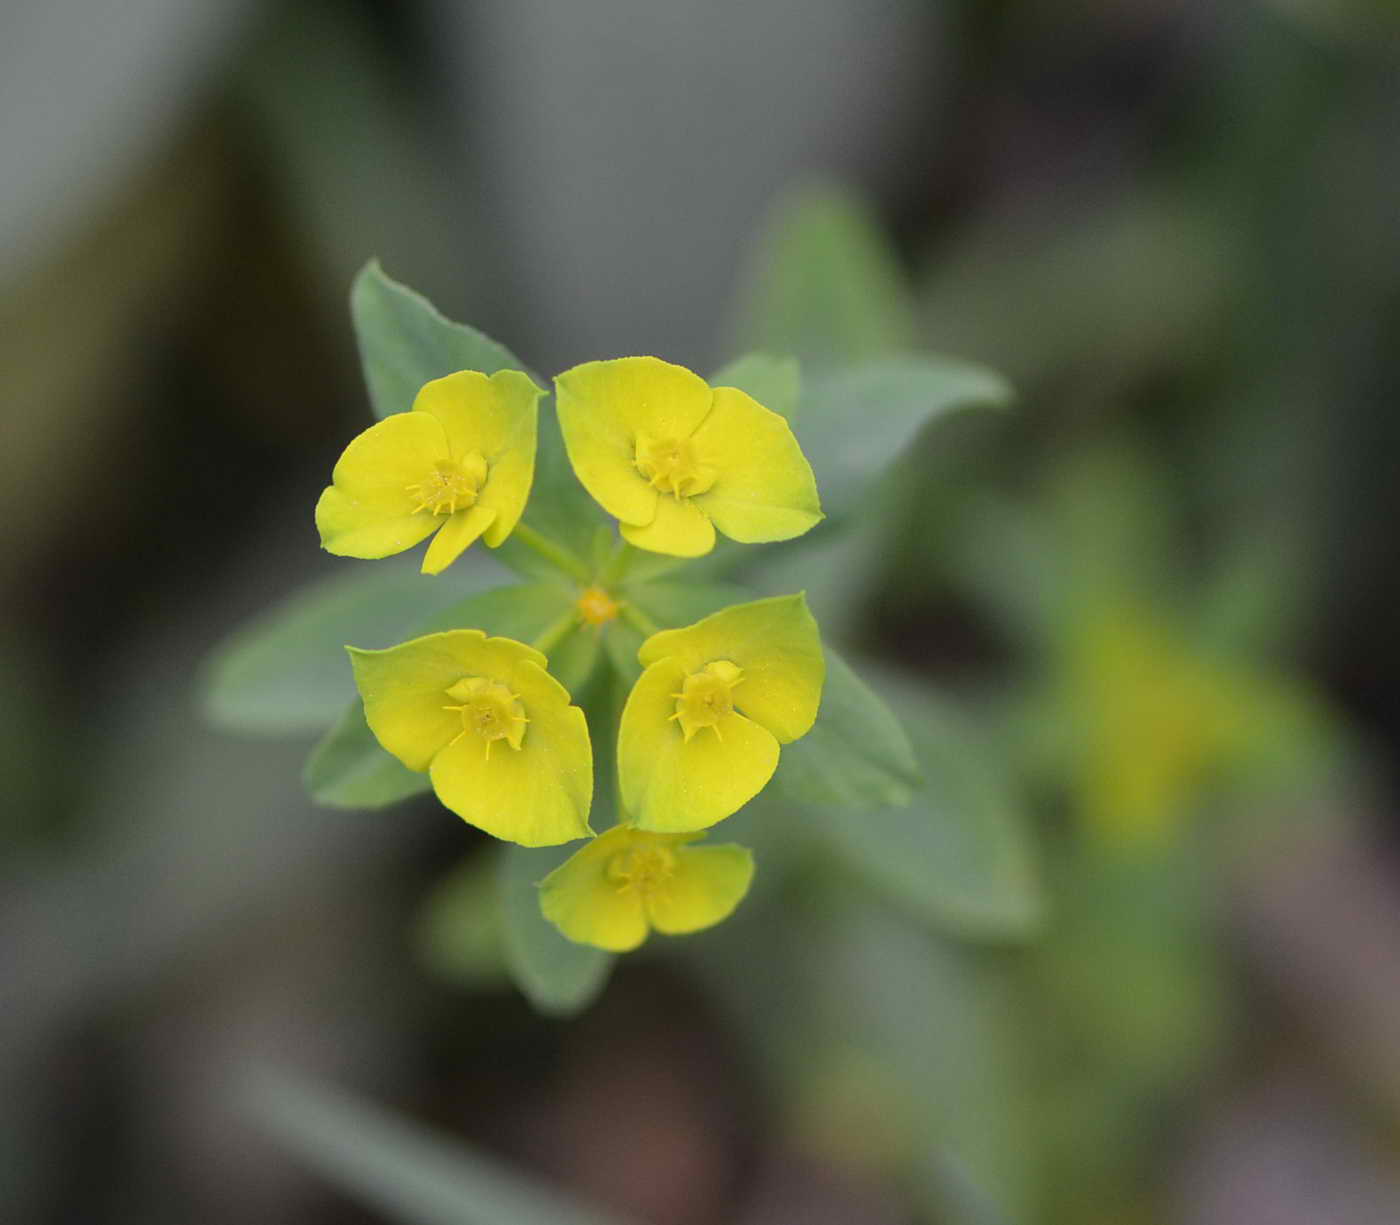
[319,356,825,949]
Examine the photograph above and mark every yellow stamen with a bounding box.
[576,585,622,627]
[671,659,743,742]
[607,843,677,897]
[406,450,489,516]
[442,675,528,757]
[634,433,717,499]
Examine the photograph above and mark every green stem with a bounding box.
[620,602,662,639]
[511,522,590,583]
[600,540,639,587]
[531,608,580,656]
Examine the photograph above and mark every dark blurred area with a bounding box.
[3,1,1399,1223]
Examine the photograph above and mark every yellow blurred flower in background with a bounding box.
[1064,601,1272,848]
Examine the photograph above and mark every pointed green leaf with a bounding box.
[202,560,502,736]
[602,618,644,686]
[543,624,602,696]
[770,648,921,809]
[304,700,430,808]
[819,899,1029,1224]
[622,580,755,630]
[243,1067,637,1225]
[415,853,509,988]
[351,260,536,418]
[710,353,801,422]
[800,356,1013,521]
[427,580,598,695]
[416,581,575,641]
[523,400,607,559]
[738,184,915,366]
[813,678,1043,940]
[499,843,612,1015]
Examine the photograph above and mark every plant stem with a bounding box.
[600,540,636,587]
[511,523,590,583]
[620,602,662,639]
[531,608,580,656]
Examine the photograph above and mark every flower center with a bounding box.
[670,659,744,742]
[443,676,528,759]
[576,585,622,627]
[634,433,716,498]
[407,451,488,515]
[607,843,676,896]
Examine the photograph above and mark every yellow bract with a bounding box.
[348,629,592,846]
[539,825,755,952]
[618,593,824,832]
[554,357,822,557]
[316,369,541,575]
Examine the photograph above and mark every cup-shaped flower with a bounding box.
[618,593,824,832]
[348,629,592,846]
[554,356,822,557]
[316,369,541,575]
[539,825,755,952]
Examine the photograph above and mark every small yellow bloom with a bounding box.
[316,369,541,574]
[575,585,622,628]
[618,593,824,832]
[554,357,822,557]
[348,629,592,846]
[539,824,755,951]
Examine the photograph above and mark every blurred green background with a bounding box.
[3,1,1399,1223]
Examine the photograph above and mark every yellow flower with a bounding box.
[539,825,755,951]
[1070,602,1251,848]
[348,629,592,846]
[618,593,824,832]
[316,369,541,575]
[554,356,822,557]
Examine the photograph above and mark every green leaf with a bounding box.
[415,853,509,988]
[710,353,801,422]
[800,356,1013,521]
[947,494,1062,655]
[303,700,430,808]
[416,582,575,642]
[813,677,1043,940]
[499,843,612,1015]
[689,888,1028,1225]
[243,1067,637,1225]
[816,897,1029,1224]
[598,581,753,686]
[423,580,599,694]
[577,666,627,828]
[202,560,501,736]
[737,183,915,367]
[743,511,882,643]
[544,625,602,696]
[770,649,921,809]
[512,399,606,566]
[622,580,753,630]
[602,619,644,686]
[351,260,536,418]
